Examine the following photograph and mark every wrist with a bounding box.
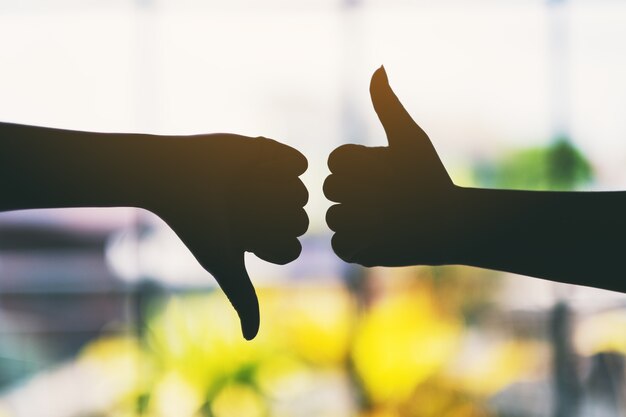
[121,134,193,213]
[445,185,486,267]
[137,134,224,216]
[67,132,166,210]
[402,184,479,267]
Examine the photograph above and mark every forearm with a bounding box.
[0,122,166,211]
[452,186,626,293]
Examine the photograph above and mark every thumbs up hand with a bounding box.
[324,67,462,267]
[149,134,308,340]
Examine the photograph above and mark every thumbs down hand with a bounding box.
[324,67,462,267]
[150,134,308,340]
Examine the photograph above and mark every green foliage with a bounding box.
[474,137,593,191]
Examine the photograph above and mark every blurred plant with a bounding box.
[474,137,592,191]
[70,286,356,417]
[349,269,547,417]
[78,336,144,416]
[281,286,356,368]
[351,283,462,406]
[142,291,294,417]
[0,264,561,417]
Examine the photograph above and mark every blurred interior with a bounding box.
[0,0,625,416]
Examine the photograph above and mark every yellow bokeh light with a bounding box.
[575,310,626,356]
[151,371,203,417]
[210,384,266,417]
[446,340,547,397]
[352,289,461,405]
[283,285,356,367]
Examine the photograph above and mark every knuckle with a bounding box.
[328,144,361,172]
[296,180,309,206]
[276,239,302,264]
[294,208,309,236]
[330,233,355,263]
[295,150,308,173]
[272,207,308,235]
[323,174,342,201]
[325,204,343,231]
[257,138,307,174]
[252,238,302,265]
[322,175,334,197]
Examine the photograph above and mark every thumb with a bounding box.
[210,251,260,340]
[370,66,429,148]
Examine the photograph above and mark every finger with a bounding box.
[208,251,260,340]
[331,232,393,267]
[257,137,308,175]
[251,237,302,265]
[259,206,309,237]
[255,176,308,208]
[230,177,308,225]
[326,204,346,231]
[323,174,344,203]
[327,144,386,174]
[323,173,381,203]
[331,232,369,264]
[370,66,430,149]
[237,206,309,240]
[326,203,353,231]
[326,203,382,238]
[290,177,309,207]
[289,207,309,237]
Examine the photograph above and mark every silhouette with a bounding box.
[324,67,625,293]
[0,123,309,339]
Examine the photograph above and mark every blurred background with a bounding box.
[0,0,625,416]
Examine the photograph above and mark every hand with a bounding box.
[324,67,461,267]
[150,134,308,340]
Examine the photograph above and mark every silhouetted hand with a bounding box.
[151,134,309,339]
[324,66,461,267]
[323,67,626,293]
[0,124,308,340]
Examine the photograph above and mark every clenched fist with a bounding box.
[324,67,462,267]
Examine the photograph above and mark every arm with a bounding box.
[454,187,625,292]
[324,67,625,293]
[0,122,163,210]
[0,122,309,339]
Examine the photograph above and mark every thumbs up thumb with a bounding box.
[370,66,429,149]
